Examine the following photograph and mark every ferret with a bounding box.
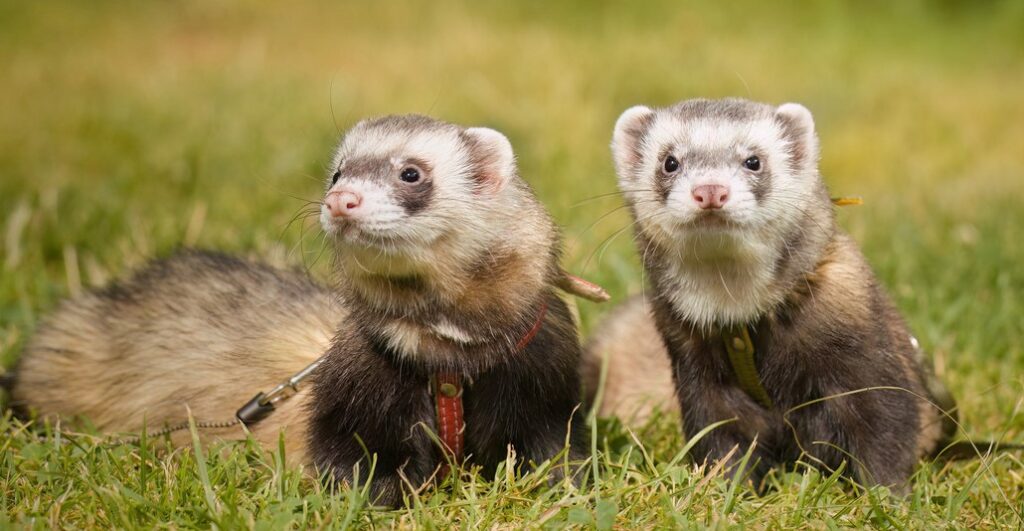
[306,115,586,503]
[588,98,960,491]
[10,115,586,506]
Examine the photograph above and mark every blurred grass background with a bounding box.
[2,0,1023,527]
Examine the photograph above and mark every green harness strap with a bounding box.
[722,325,774,409]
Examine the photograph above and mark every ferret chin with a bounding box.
[585,98,957,492]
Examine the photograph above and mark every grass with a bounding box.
[2,0,1023,527]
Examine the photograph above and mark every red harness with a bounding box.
[432,302,548,473]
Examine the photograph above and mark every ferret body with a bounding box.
[591,98,957,490]
[12,115,585,505]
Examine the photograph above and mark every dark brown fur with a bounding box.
[308,287,584,505]
[644,233,953,489]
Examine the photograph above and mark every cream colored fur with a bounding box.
[13,255,344,464]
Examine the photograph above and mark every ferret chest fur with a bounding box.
[643,229,785,329]
[337,242,557,371]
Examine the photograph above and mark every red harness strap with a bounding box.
[432,302,548,472]
[515,302,548,351]
[432,370,465,468]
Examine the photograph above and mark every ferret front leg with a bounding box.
[675,374,777,488]
[516,410,587,485]
[311,439,416,507]
[328,456,404,507]
[468,363,587,484]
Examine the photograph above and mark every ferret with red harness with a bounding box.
[10,115,597,506]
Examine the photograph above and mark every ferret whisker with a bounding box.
[639,232,657,307]
[289,216,317,267]
[304,231,331,273]
[580,211,669,275]
[575,199,666,240]
[279,190,326,206]
[570,188,656,207]
[576,204,634,238]
[279,206,321,241]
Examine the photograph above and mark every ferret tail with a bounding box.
[931,439,1024,462]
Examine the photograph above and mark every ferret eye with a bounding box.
[331,171,341,185]
[743,156,761,172]
[400,167,421,183]
[663,156,680,174]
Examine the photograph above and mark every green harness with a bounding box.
[721,325,774,409]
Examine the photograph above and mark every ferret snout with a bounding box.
[325,190,363,218]
[691,184,729,210]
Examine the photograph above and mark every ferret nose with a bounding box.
[325,190,362,218]
[691,185,730,210]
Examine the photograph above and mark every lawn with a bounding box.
[2,0,1023,528]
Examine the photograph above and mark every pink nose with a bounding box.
[325,190,362,218]
[691,185,729,210]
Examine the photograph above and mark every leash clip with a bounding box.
[235,357,325,426]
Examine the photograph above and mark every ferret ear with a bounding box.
[464,127,517,193]
[775,103,820,170]
[611,105,655,178]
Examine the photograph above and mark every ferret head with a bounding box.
[320,115,548,292]
[612,98,828,247]
[612,98,834,326]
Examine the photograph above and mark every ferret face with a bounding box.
[320,115,518,277]
[612,99,822,255]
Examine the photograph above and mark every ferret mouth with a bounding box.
[338,225,400,247]
[326,219,418,253]
[684,211,741,230]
